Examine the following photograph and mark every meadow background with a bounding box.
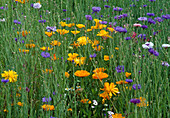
[0,0,169,118]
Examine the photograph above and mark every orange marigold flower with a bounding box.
[86,29,92,32]
[107,27,115,32]
[99,91,110,100]
[104,55,109,61]
[40,47,53,51]
[116,80,128,85]
[125,72,131,78]
[115,47,119,50]
[45,32,53,37]
[93,68,106,73]
[92,72,108,80]
[4,109,8,112]
[50,40,61,46]
[137,97,149,107]
[56,29,69,35]
[74,70,90,77]
[25,44,35,48]
[43,69,53,74]
[17,102,23,106]
[67,108,72,111]
[65,72,70,78]
[76,24,85,28]
[42,104,55,111]
[80,99,91,104]
[111,113,125,118]
[70,41,80,48]
[97,30,112,38]
[22,31,30,37]
[59,21,67,27]
[100,82,119,98]
[94,45,103,51]
[67,23,75,28]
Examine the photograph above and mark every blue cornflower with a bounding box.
[41,52,50,58]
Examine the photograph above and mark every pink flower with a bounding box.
[133,23,142,27]
[132,32,137,38]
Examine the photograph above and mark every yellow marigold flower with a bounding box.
[137,97,149,107]
[76,24,85,28]
[92,72,108,80]
[86,29,92,32]
[45,32,53,37]
[25,44,35,48]
[67,53,79,61]
[59,21,67,27]
[116,80,128,85]
[74,70,90,77]
[111,113,125,118]
[71,30,80,35]
[17,102,23,106]
[97,30,112,38]
[40,47,53,51]
[80,99,91,104]
[100,82,119,98]
[15,0,29,4]
[107,27,115,32]
[125,72,131,78]
[67,108,72,111]
[92,40,100,46]
[104,55,109,61]
[4,109,8,112]
[70,41,80,48]
[65,72,70,78]
[125,86,132,90]
[115,47,119,50]
[42,104,55,111]
[93,68,106,73]
[77,36,90,46]
[1,70,18,83]
[74,57,86,66]
[56,29,69,35]
[98,24,107,29]
[67,23,75,28]
[50,40,61,46]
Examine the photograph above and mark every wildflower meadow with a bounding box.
[0,0,169,118]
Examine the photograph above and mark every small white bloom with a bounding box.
[91,106,95,108]
[104,104,108,107]
[142,42,154,49]
[0,18,5,22]
[65,88,70,91]
[108,111,114,115]
[162,44,170,48]
[76,86,81,89]
[93,100,98,106]
[33,3,42,9]
[102,108,108,111]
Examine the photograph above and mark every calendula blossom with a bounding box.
[67,53,79,61]
[1,70,18,83]
[74,70,90,77]
[77,36,90,46]
[42,104,55,111]
[92,72,108,80]
[50,40,61,46]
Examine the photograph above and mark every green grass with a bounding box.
[0,0,169,117]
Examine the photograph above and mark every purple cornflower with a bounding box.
[132,84,141,90]
[148,18,156,24]
[0,7,4,9]
[39,20,46,23]
[138,34,146,40]
[153,50,159,56]
[90,53,97,58]
[85,15,92,21]
[147,13,155,16]
[63,9,66,12]
[123,14,128,18]
[130,99,140,104]
[46,26,56,32]
[99,21,107,24]
[154,17,163,22]
[42,97,52,102]
[162,14,170,19]
[143,5,147,7]
[149,0,156,2]
[115,65,124,73]
[113,7,123,11]
[125,79,133,83]
[115,26,127,33]
[1,79,9,83]
[15,38,17,42]
[141,25,148,29]
[41,52,50,58]
[104,5,110,8]
[162,62,169,67]
[138,17,147,21]
[92,7,101,14]
[148,48,154,54]
[125,37,131,40]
